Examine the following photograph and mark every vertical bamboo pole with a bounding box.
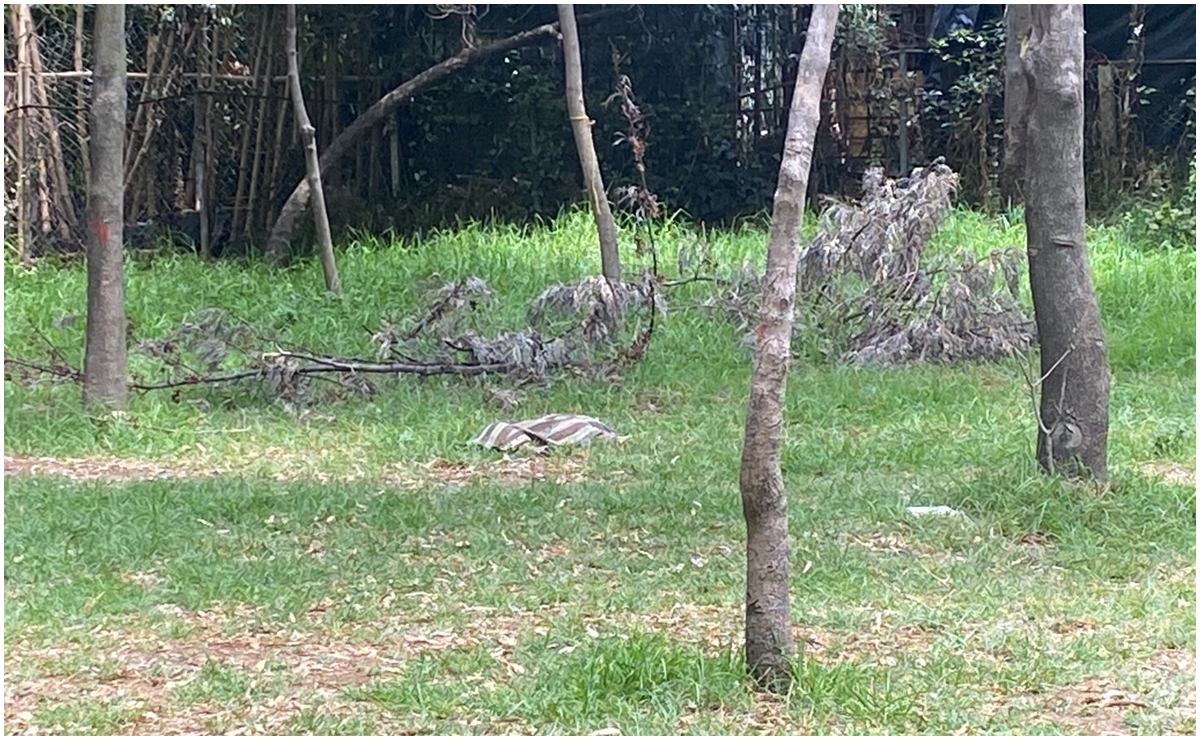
[12,5,31,262]
[203,21,219,255]
[233,10,268,236]
[189,11,210,255]
[355,80,365,195]
[268,78,290,227]
[124,27,177,191]
[898,51,910,177]
[124,27,158,179]
[389,110,401,197]
[246,12,277,237]
[324,43,340,187]
[74,4,91,186]
[20,5,77,237]
[368,77,381,203]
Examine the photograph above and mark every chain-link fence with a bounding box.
[4,5,304,259]
[5,5,89,259]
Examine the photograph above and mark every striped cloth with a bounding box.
[472,414,619,451]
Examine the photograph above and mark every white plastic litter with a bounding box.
[906,505,964,517]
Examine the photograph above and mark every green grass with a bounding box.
[4,208,1195,734]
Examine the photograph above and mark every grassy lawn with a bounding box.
[4,210,1195,734]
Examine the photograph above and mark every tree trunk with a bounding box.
[286,4,341,293]
[262,8,629,263]
[739,3,837,690]
[1016,4,1110,481]
[1002,5,1032,204]
[83,4,128,409]
[558,4,620,281]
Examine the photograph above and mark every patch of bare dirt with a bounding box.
[3,451,594,490]
[575,602,936,668]
[988,647,1197,736]
[3,602,552,735]
[1138,461,1196,488]
[4,455,212,482]
[1033,677,1144,736]
[837,531,941,557]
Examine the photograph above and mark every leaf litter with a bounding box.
[4,450,596,489]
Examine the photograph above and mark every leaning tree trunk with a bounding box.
[285,4,340,292]
[1014,4,1110,481]
[83,4,128,409]
[739,4,837,690]
[262,8,629,263]
[1002,5,1033,204]
[558,3,620,281]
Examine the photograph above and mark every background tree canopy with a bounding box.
[4,4,1195,255]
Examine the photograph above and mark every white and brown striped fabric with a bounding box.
[472,414,618,451]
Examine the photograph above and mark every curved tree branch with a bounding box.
[264,7,632,263]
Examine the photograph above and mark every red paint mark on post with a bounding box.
[88,219,109,243]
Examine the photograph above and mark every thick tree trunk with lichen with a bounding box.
[1014,4,1110,480]
[83,4,127,409]
[739,3,837,691]
[558,3,620,281]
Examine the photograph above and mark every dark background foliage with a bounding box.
[4,4,1195,253]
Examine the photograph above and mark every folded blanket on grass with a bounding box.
[472,414,619,451]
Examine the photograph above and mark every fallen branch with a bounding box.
[265,351,514,377]
[4,356,83,382]
[7,352,518,393]
[8,267,662,404]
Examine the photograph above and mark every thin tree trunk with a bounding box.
[558,4,620,280]
[286,4,340,293]
[739,3,837,691]
[83,4,128,409]
[262,8,630,263]
[1002,5,1032,204]
[1015,4,1110,481]
[389,111,401,198]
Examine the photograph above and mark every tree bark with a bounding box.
[262,8,629,263]
[1001,5,1032,204]
[83,4,128,409]
[558,4,620,280]
[286,4,341,293]
[739,3,837,690]
[1016,4,1110,481]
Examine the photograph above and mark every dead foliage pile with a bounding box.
[700,160,1034,365]
[804,160,1033,364]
